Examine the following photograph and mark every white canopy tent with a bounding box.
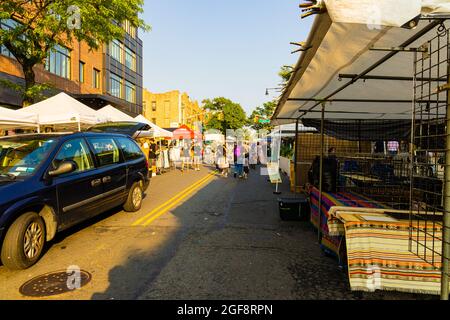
[0,106,39,131]
[272,2,450,124]
[97,105,135,122]
[271,1,450,299]
[25,92,107,131]
[134,115,174,138]
[270,123,317,138]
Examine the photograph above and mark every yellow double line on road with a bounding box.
[132,171,217,227]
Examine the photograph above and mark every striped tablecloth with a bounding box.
[309,187,388,260]
[328,207,444,295]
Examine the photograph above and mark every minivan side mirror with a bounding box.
[48,161,77,177]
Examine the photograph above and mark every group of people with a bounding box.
[144,139,204,175]
[139,138,267,179]
[216,142,264,178]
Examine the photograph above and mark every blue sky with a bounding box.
[140,0,313,114]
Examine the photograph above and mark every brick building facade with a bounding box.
[0,20,143,116]
[143,89,204,129]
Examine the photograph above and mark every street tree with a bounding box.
[279,65,294,85]
[203,97,248,134]
[249,100,277,131]
[0,0,150,106]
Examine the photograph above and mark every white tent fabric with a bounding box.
[324,0,450,28]
[25,92,106,128]
[134,115,174,138]
[0,106,39,130]
[273,8,450,125]
[97,105,135,122]
[269,123,317,138]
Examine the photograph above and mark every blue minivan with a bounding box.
[0,131,150,270]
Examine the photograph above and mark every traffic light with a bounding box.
[254,115,260,124]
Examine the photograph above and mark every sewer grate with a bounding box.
[19,270,92,297]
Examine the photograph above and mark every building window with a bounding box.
[152,118,157,124]
[45,44,71,79]
[164,100,170,118]
[93,68,101,89]
[0,19,19,59]
[125,80,136,103]
[123,20,136,38]
[79,61,85,83]
[110,39,123,63]
[110,73,122,98]
[125,46,136,71]
[151,101,157,111]
[142,101,147,115]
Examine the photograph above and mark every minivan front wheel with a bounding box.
[1,212,46,270]
[124,181,144,212]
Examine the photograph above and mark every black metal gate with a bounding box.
[411,22,450,299]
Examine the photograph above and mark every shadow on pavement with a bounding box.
[90,165,437,300]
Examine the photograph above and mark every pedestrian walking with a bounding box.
[234,143,244,178]
[193,141,202,171]
[181,140,193,172]
[243,153,250,179]
[217,145,229,177]
[169,142,181,170]
[148,143,157,176]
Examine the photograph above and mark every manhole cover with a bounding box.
[19,270,92,297]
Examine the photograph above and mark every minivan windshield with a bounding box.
[0,137,58,179]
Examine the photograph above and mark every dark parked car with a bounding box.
[0,132,150,270]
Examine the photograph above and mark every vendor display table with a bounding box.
[309,187,388,261]
[328,207,444,295]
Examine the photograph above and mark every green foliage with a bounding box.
[280,144,294,160]
[0,78,53,102]
[0,0,150,105]
[203,97,248,134]
[249,100,277,131]
[279,65,294,85]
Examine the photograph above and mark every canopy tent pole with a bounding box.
[441,60,450,301]
[338,74,447,82]
[318,103,325,243]
[159,138,163,174]
[294,119,299,194]
[289,98,448,104]
[274,125,282,195]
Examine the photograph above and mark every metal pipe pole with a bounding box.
[318,103,325,243]
[294,119,299,194]
[441,60,450,300]
[409,51,417,255]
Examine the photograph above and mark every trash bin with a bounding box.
[278,195,310,221]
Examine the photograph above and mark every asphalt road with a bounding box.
[0,165,438,300]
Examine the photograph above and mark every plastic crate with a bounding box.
[278,195,310,221]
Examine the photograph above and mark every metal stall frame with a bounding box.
[274,17,450,299]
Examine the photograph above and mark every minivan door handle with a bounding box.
[91,179,102,187]
[102,176,112,184]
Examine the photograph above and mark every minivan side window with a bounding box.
[87,137,121,167]
[116,137,144,161]
[53,139,94,174]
